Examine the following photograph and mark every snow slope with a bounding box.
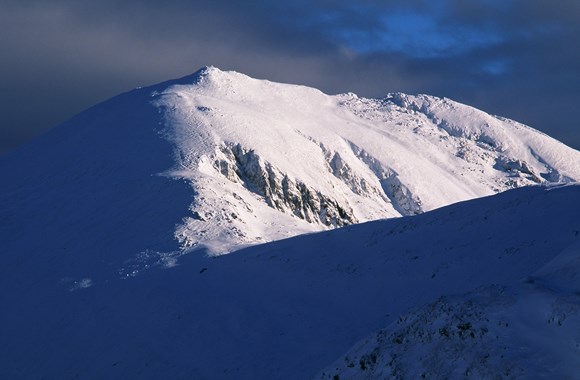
[318,232,580,379]
[155,67,580,252]
[1,182,579,379]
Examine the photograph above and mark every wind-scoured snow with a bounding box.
[155,67,580,252]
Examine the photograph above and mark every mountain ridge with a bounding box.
[2,66,579,255]
[154,66,580,252]
[1,67,580,378]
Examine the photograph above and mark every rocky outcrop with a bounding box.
[348,142,423,216]
[495,156,542,184]
[213,143,357,227]
[318,142,390,203]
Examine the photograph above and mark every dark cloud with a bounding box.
[1,0,579,153]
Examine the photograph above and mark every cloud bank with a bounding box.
[1,0,578,152]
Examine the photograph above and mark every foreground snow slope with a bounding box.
[3,66,578,255]
[1,184,579,379]
[319,234,580,379]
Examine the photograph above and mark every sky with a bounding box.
[1,0,579,153]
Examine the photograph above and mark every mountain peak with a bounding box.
[3,69,580,256]
[192,65,225,79]
[155,65,236,89]
[145,70,580,252]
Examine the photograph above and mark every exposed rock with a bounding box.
[495,157,543,183]
[348,142,423,216]
[318,142,390,203]
[212,143,358,227]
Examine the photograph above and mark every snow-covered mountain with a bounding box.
[158,67,580,252]
[4,66,577,255]
[1,67,580,379]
